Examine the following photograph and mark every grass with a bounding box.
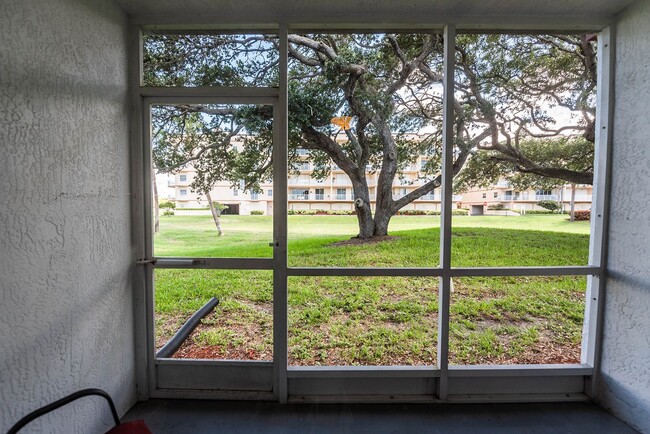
[154,214,590,365]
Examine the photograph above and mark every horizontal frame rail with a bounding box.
[153,257,273,269]
[287,366,440,378]
[140,86,279,99]
[287,267,443,277]
[286,266,599,277]
[448,364,593,377]
[132,18,610,33]
[449,266,600,277]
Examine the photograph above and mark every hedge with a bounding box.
[572,210,591,221]
[524,210,555,215]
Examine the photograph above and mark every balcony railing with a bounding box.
[534,194,559,201]
[290,194,310,200]
[498,195,520,201]
[315,194,325,200]
[497,194,559,201]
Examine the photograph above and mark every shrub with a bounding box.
[425,211,441,216]
[162,210,174,216]
[159,200,176,210]
[524,210,555,215]
[537,200,562,213]
[487,203,505,210]
[250,210,264,215]
[288,209,319,215]
[326,210,356,215]
[572,210,591,221]
[396,209,427,216]
[452,209,469,216]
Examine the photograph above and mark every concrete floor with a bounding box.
[123,400,639,433]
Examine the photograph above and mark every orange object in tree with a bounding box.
[331,116,354,130]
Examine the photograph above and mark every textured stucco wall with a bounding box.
[599,1,650,432]
[0,1,135,432]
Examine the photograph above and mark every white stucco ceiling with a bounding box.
[115,0,638,28]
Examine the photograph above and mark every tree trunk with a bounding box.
[205,191,224,236]
[569,183,576,222]
[370,118,400,237]
[153,172,160,234]
[351,178,375,238]
[372,208,392,236]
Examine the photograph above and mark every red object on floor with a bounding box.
[106,419,153,434]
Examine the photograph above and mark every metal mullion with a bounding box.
[130,23,151,401]
[139,87,279,100]
[584,25,615,396]
[437,23,456,401]
[287,267,444,277]
[450,266,599,278]
[273,23,289,404]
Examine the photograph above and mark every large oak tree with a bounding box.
[146,32,597,238]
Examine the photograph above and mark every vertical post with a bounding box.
[129,23,151,401]
[142,98,157,397]
[437,23,456,401]
[273,23,289,404]
[583,25,615,398]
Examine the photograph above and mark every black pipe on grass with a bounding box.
[156,297,219,358]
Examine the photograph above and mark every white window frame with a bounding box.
[131,22,612,404]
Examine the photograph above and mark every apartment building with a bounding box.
[461,181,593,215]
[166,146,461,214]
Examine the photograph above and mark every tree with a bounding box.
[159,200,176,216]
[144,33,596,239]
[537,200,562,213]
[454,136,593,220]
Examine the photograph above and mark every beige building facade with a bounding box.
[460,181,593,215]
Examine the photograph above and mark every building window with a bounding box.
[251,192,259,200]
[296,148,309,156]
[179,189,188,196]
[482,193,486,199]
[315,188,324,200]
[268,189,273,197]
[291,188,309,200]
[336,188,346,200]
[420,159,428,170]
[233,188,239,196]
[179,174,187,182]
[493,192,498,198]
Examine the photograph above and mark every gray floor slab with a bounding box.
[123,400,640,433]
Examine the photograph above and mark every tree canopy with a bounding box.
[146,32,597,238]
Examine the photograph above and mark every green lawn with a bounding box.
[154,214,590,365]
